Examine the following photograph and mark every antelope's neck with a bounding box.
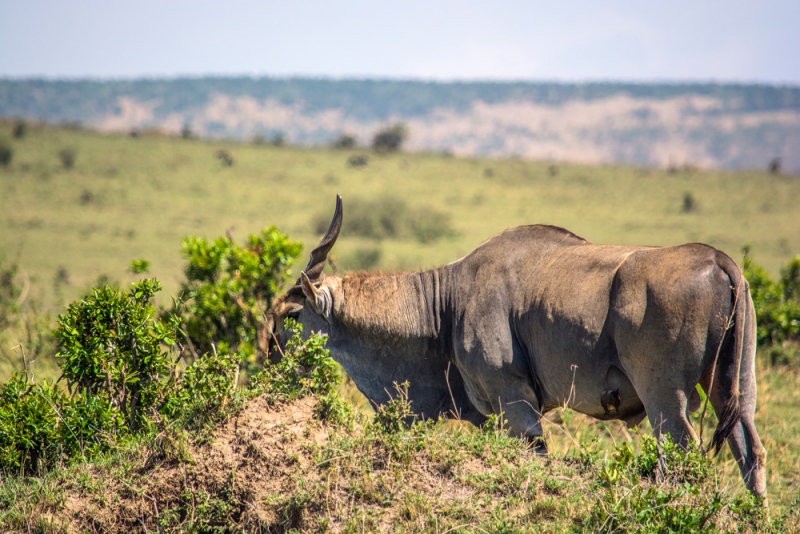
[335,268,452,344]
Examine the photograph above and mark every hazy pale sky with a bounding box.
[1,0,798,83]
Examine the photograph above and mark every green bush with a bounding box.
[58,148,76,169]
[0,224,318,476]
[56,279,180,432]
[251,320,339,401]
[589,436,725,532]
[176,228,302,365]
[12,120,27,140]
[781,255,800,302]
[347,154,369,167]
[332,133,356,149]
[60,387,122,459]
[250,319,352,424]
[343,196,409,240]
[372,381,414,434]
[0,374,120,475]
[0,137,11,167]
[270,132,285,147]
[743,250,800,347]
[161,349,240,430]
[3,273,266,475]
[314,391,354,428]
[0,375,66,475]
[214,149,234,167]
[372,123,408,153]
[128,258,150,274]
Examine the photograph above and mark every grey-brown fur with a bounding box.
[267,196,767,496]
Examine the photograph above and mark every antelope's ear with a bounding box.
[300,272,332,317]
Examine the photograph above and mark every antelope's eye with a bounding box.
[287,311,301,320]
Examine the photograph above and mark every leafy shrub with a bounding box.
[368,382,428,467]
[682,191,697,212]
[314,391,354,427]
[56,279,180,432]
[372,381,414,434]
[79,189,94,205]
[176,228,302,364]
[128,259,150,274]
[0,375,120,475]
[589,436,724,532]
[60,387,122,459]
[743,250,800,347]
[251,320,339,401]
[214,149,234,167]
[161,349,240,430]
[246,318,351,424]
[769,157,782,175]
[270,133,285,147]
[0,137,11,167]
[332,133,356,149]
[372,123,408,153]
[342,196,408,240]
[782,255,800,302]
[347,154,368,167]
[481,412,508,435]
[2,221,315,477]
[12,120,27,139]
[4,268,280,475]
[58,148,76,169]
[0,375,66,475]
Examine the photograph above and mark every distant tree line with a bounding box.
[2,78,799,125]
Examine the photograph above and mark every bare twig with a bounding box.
[13,344,31,382]
[269,330,285,360]
[566,363,578,408]
[444,362,461,421]
[15,269,30,308]
[182,328,201,362]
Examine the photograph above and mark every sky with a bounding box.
[1,0,799,84]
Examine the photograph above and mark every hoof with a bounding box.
[527,436,549,456]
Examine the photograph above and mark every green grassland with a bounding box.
[2,121,800,523]
[2,121,799,312]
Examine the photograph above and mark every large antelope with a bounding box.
[267,196,766,496]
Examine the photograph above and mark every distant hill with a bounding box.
[2,77,799,172]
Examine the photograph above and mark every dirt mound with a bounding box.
[49,392,582,532]
[62,396,332,532]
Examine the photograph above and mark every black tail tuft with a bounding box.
[709,393,741,455]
